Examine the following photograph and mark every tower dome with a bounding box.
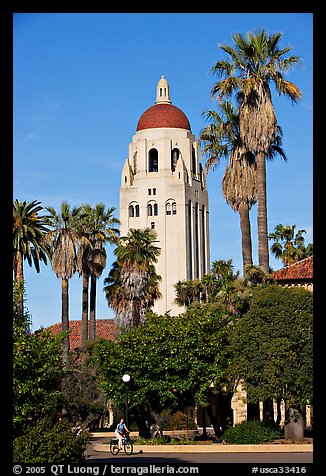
[136,76,191,132]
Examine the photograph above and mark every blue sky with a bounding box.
[13,13,313,331]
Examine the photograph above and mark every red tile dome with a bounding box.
[137,103,191,131]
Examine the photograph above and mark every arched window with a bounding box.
[153,203,158,216]
[171,148,180,172]
[166,199,176,216]
[147,204,153,216]
[129,203,139,217]
[192,148,196,175]
[149,148,158,172]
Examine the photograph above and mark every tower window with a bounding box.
[149,148,158,172]
[192,148,196,175]
[171,148,180,172]
[148,189,151,195]
[172,202,177,215]
[151,222,155,229]
[153,188,156,195]
[153,203,158,216]
[147,204,153,216]
[129,205,134,217]
[135,205,140,217]
[166,203,171,215]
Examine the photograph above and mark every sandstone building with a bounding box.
[120,75,210,316]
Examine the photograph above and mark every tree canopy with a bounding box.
[228,284,313,410]
[93,306,233,415]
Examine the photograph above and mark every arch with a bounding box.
[165,198,176,216]
[148,201,158,217]
[192,147,196,175]
[129,202,140,218]
[148,148,158,172]
[171,148,180,172]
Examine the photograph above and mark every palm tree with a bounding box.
[268,224,313,266]
[210,30,302,272]
[45,201,82,367]
[174,278,204,307]
[199,102,257,272]
[107,228,161,329]
[82,203,120,341]
[211,259,238,283]
[77,236,92,345]
[13,199,51,315]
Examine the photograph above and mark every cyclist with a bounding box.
[115,417,130,450]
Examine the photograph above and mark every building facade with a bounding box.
[120,76,210,316]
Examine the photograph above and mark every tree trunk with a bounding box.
[14,252,24,318]
[262,398,274,427]
[284,406,305,441]
[247,402,260,421]
[61,277,70,367]
[89,275,97,340]
[256,152,269,273]
[238,202,253,273]
[81,273,89,345]
[275,398,282,427]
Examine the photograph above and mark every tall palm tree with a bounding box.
[81,203,120,341]
[210,30,302,272]
[45,201,82,367]
[199,102,257,272]
[268,224,313,266]
[13,199,51,315]
[107,228,161,329]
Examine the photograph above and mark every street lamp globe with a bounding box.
[122,374,130,383]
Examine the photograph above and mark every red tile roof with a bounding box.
[271,256,313,282]
[47,319,115,349]
[137,103,191,131]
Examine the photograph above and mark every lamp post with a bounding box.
[122,374,130,428]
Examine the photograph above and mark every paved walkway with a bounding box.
[85,435,313,457]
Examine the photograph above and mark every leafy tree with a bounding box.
[104,228,161,329]
[210,30,302,272]
[228,284,313,440]
[93,307,233,437]
[13,417,89,463]
[268,224,313,266]
[45,201,83,366]
[13,287,66,436]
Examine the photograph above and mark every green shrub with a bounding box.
[221,420,282,444]
[162,411,197,430]
[13,417,90,463]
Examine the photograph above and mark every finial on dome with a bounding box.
[155,75,172,104]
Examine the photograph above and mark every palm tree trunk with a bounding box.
[256,152,269,273]
[61,277,70,367]
[238,202,253,273]
[14,251,24,317]
[81,273,89,344]
[89,275,97,340]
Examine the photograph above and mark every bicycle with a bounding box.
[110,432,133,455]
